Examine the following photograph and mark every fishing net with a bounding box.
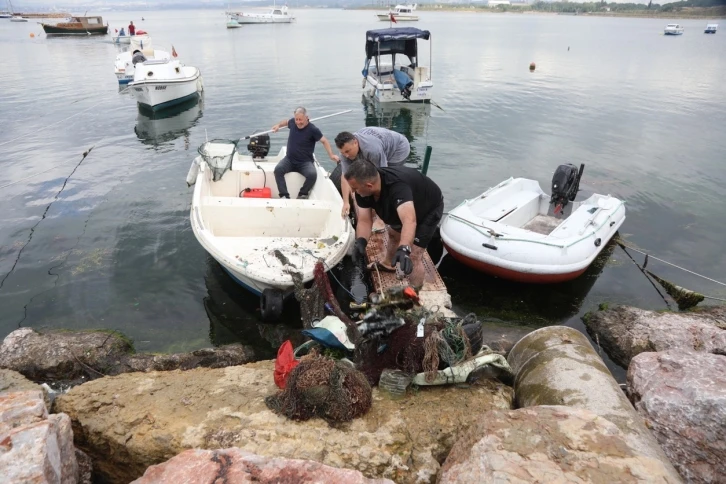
[356,309,486,385]
[290,269,325,329]
[197,139,237,181]
[265,355,372,422]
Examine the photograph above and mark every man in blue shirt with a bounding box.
[271,107,339,199]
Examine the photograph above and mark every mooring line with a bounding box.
[0,147,94,292]
[616,238,726,287]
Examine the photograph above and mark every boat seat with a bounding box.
[200,196,335,238]
[474,190,542,222]
[547,204,599,240]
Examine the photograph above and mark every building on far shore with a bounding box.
[488,0,512,6]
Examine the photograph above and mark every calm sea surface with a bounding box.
[1,10,725,377]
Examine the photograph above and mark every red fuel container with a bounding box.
[241,187,272,199]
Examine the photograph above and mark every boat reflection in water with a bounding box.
[360,95,431,168]
[203,256,305,359]
[134,96,203,148]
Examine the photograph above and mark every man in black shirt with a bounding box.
[345,160,444,288]
[271,107,339,199]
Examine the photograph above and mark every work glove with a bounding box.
[352,237,368,264]
[392,245,413,275]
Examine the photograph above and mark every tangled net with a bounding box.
[356,309,485,385]
[265,356,372,422]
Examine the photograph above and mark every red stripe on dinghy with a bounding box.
[443,244,586,284]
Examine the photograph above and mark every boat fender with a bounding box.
[186,157,200,186]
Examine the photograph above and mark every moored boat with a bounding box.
[376,4,419,22]
[114,35,170,85]
[226,5,294,24]
[704,23,718,34]
[664,23,684,35]
[186,138,353,320]
[41,15,108,35]
[362,27,433,103]
[129,58,203,111]
[440,164,626,283]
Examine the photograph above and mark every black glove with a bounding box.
[392,245,413,275]
[353,237,368,264]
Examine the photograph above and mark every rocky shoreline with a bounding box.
[1,305,724,483]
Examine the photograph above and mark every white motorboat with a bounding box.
[664,23,684,35]
[226,5,294,24]
[114,35,170,84]
[377,4,419,22]
[186,138,353,320]
[705,23,718,34]
[362,27,433,103]
[10,15,27,22]
[112,31,147,44]
[440,164,626,284]
[129,58,203,111]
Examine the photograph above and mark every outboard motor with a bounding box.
[247,134,270,159]
[550,163,584,213]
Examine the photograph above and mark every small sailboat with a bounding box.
[440,164,626,283]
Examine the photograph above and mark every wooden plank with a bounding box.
[366,218,456,317]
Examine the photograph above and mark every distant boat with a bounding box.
[377,4,419,22]
[10,15,27,22]
[705,23,718,34]
[664,23,684,35]
[226,5,294,24]
[0,12,12,18]
[41,15,108,35]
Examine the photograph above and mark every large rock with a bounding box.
[54,360,513,483]
[0,368,50,408]
[583,305,726,367]
[131,448,394,483]
[0,390,78,484]
[439,406,681,483]
[0,328,255,383]
[628,350,726,483]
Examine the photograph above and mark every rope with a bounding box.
[616,238,726,287]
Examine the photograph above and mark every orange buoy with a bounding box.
[29,33,35,38]
[529,62,536,71]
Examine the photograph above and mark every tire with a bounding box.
[260,288,284,322]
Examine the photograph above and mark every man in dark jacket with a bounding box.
[345,160,444,288]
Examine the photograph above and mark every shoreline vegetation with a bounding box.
[355,0,726,19]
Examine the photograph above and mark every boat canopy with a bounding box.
[365,27,430,60]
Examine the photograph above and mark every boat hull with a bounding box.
[376,14,418,21]
[231,17,292,24]
[130,71,203,111]
[439,178,626,284]
[443,243,588,283]
[42,25,108,34]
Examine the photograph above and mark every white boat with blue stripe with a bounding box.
[129,58,203,111]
